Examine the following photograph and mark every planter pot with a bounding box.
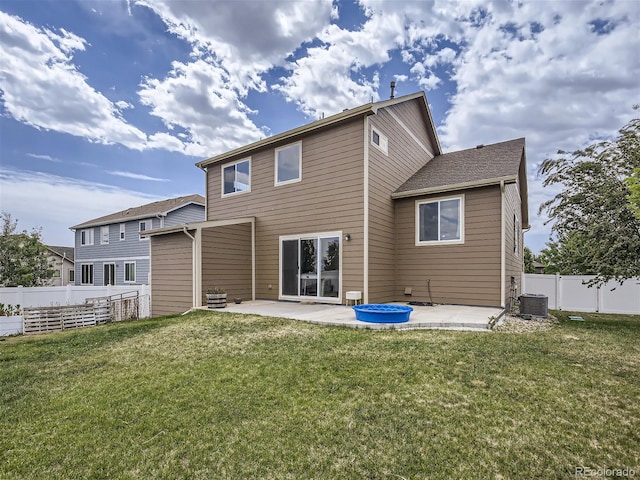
[206,293,227,309]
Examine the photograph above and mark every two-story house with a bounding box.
[70,194,205,286]
[45,246,75,286]
[144,91,528,317]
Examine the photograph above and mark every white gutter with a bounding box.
[500,181,506,308]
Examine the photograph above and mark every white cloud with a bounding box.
[0,169,162,245]
[107,171,169,182]
[0,11,152,151]
[26,153,60,162]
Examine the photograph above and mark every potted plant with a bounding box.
[206,287,227,309]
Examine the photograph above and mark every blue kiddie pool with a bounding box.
[353,304,413,323]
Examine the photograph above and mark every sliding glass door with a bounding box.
[280,233,340,301]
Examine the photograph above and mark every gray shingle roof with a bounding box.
[394,138,525,196]
[46,246,75,261]
[70,194,205,229]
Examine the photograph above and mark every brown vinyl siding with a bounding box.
[395,186,502,307]
[504,182,524,308]
[367,99,436,303]
[201,224,252,304]
[206,118,366,300]
[385,100,436,156]
[150,232,192,316]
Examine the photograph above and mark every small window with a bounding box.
[69,269,75,282]
[53,269,61,278]
[124,262,136,283]
[275,142,302,186]
[80,229,94,246]
[222,158,251,196]
[120,223,125,241]
[101,226,109,245]
[371,127,388,155]
[139,220,151,240]
[416,196,464,245]
[81,264,93,285]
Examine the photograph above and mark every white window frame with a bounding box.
[221,157,251,197]
[81,264,94,285]
[101,226,109,245]
[371,127,388,155]
[139,220,151,241]
[124,261,136,283]
[80,229,94,246]
[120,223,126,241]
[415,195,465,246]
[275,141,302,186]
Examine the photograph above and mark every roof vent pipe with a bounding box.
[476,144,484,149]
[390,81,396,99]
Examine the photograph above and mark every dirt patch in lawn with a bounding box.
[493,314,559,333]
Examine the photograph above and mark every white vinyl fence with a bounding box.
[0,285,150,336]
[521,274,640,314]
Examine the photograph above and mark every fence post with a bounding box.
[17,286,24,307]
[556,273,561,311]
[66,284,72,304]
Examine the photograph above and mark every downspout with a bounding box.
[363,116,370,304]
[156,214,165,229]
[182,227,198,308]
[500,181,506,308]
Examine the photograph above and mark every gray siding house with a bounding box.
[70,195,205,286]
[45,246,75,286]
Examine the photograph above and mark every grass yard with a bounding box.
[1,310,639,479]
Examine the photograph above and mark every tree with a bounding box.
[627,166,640,220]
[0,211,54,287]
[538,112,640,286]
[523,246,536,274]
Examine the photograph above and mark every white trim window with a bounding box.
[275,142,302,186]
[124,261,136,283]
[69,269,75,283]
[80,229,94,246]
[101,226,109,245]
[81,264,94,285]
[371,127,388,155]
[139,220,151,240]
[222,158,251,196]
[416,195,464,245]
[120,223,126,241]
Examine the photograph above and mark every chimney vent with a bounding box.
[390,81,396,99]
[476,144,484,149]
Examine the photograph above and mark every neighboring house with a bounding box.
[70,195,205,286]
[145,91,529,317]
[533,261,546,274]
[45,246,75,286]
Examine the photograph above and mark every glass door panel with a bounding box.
[281,240,299,296]
[320,237,339,297]
[300,238,317,296]
[103,263,115,286]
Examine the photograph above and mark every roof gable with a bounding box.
[70,194,205,230]
[196,91,441,168]
[46,245,74,261]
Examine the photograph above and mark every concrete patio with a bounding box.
[210,300,503,331]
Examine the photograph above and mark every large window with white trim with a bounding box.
[80,229,94,246]
[275,142,302,186]
[124,262,136,283]
[416,196,464,245]
[222,158,251,196]
[81,264,94,285]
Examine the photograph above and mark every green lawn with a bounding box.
[1,310,638,479]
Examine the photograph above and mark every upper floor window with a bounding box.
[275,142,302,186]
[120,223,125,241]
[101,226,109,245]
[80,229,94,246]
[139,220,151,240]
[371,127,388,155]
[222,158,251,196]
[416,196,464,245]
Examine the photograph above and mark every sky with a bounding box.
[0,0,639,252]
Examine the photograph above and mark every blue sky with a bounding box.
[1,0,638,252]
